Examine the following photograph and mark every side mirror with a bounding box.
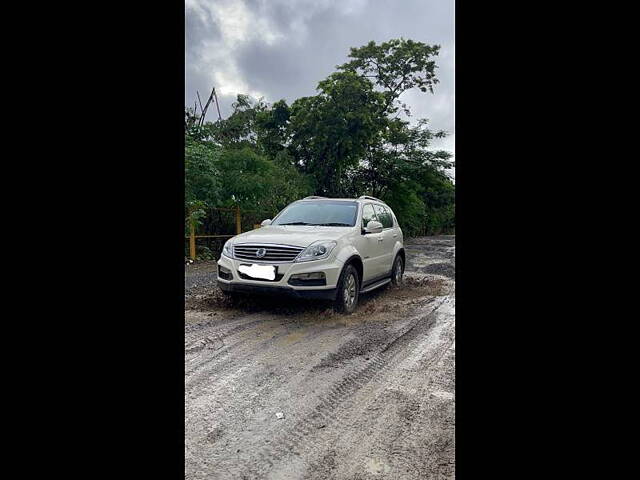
[261,219,272,227]
[364,220,383,234]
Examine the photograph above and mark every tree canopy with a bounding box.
[185,38,454,251]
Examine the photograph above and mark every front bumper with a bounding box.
[217,281,337,300]
[216,254,343,301]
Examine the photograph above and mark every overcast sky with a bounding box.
[185,0,455,157]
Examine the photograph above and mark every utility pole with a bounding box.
[198,85,223,127]
[212,87,222,121]
[196,91,204,114]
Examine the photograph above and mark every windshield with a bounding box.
[272,201,358,227]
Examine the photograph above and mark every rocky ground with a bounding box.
[185,236,455,479]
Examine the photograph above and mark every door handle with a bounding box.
[393,234,398,238]
[377,238,384,243]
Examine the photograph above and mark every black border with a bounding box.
[27,1,601,477]
[40,2,187,477]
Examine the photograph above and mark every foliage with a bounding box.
[338,39,453,233]
[286,71,387,196]
[185,135,220,227]
[215,147,312,221]
[185,37,455,245]
[338,38,441,113]
[205,95,269,148]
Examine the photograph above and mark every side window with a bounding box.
[374,205,393,229]
[361,204,377,228]
[389,209,398,227]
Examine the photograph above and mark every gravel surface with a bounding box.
[185,236,455,479]
[185,261,219,291]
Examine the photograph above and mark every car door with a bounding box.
[373,204,396,275]
[358,203,385,282]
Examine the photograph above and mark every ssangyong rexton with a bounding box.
[217,196,405,314]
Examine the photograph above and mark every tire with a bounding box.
[334,264,360,314]
[391,255,404,286]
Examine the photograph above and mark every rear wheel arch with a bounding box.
[391,250,405,286]
[396,248,406,267]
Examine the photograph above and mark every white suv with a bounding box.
[217,196,405,314]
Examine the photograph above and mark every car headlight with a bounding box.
[295,240,337,262]
[222,240,234,258]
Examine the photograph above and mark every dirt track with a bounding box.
[185,236,455,479]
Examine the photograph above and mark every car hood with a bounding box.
[231,225,353,248]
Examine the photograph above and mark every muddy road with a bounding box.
[185,236,455,479]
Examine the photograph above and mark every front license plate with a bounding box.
[238,264,276,280]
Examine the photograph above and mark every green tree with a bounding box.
[338,38,440,113]
[215,147,311,220]
[255,99,291,158]
[336,39,453,234]
[204,94,269,149]
[185,134,221,227]
[286,71,387,196]
[185,37,455,240]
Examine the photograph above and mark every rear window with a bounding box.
[373,205,393,229]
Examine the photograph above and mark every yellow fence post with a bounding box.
[235,205,241,235]
[189,217,196,261]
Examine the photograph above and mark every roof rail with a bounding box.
[303,196,327,199]
[358,195,386,204]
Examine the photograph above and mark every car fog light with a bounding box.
[218,264,233,280]
[290,272,325,280]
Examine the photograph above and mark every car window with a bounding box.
[383,207,395,228]
[389,209,398,227]
[361,204,377,228]
[272,201,358,226]
[373,205,393,229]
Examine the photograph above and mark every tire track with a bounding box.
[186,237,455,480]
[216,296,451,479]
[386,343,455,478]
[307,297,455,480]
[185,314,281,379]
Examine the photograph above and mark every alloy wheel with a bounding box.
[394,257,403,285]
[344,273,357,309]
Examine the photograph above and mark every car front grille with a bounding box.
[233,244,305,263]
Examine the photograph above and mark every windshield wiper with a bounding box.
[313,223,352,226]
[278,222,312,225]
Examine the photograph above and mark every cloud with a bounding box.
[186,0,455,156]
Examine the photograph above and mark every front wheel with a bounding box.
[334,264,360,314]
[391,255,404,286]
